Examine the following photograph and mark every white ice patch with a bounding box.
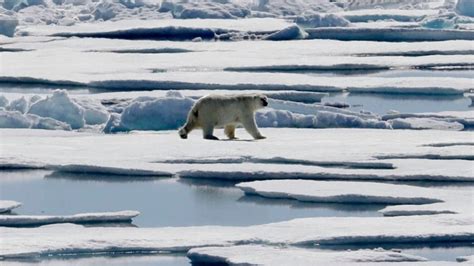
[0,214,472,258]
[28,90,85,129]
[6,96,27,113]
[0,210,140,226]
[0,200,22,213]
[187,245,427,265]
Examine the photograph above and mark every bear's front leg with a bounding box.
[202,124,219,140]
[241,115,266,140]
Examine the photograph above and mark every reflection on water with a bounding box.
[317,242,474,262]
[1,254,190,266]
[0,170,383,228]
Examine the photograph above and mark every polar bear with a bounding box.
[178,94,268,140]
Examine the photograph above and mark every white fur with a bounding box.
[179,94,268,140]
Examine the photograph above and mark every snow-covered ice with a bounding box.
[0,200,22,213]
[0,214,472,259]
[187,245,428,265]
[0,210,139,226]
[236,180,474,216]
[0,128,472,181]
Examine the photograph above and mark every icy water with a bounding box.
[0,170,383,227]
[1,170,472,265]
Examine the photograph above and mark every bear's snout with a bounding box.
[261,97,268,107]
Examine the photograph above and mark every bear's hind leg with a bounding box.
[241,115,265,140]
[202,123,219,140]
[224,124,237,139]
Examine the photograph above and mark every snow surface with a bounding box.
[187,245,428,265]
[0,200,22,213]
[2,37,473,96]
[0,210,140,226]
[0,214,471,259]
[1,128,472,182]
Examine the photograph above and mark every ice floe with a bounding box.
[236,180,473,216]
[237,180,443,205]
[0,200,22,213]
[382,110,474,129]
[0,210,140,226]
[28,90,85,129]
[306,28,474,42]
[1,128,472,182]
[187,245,428,265]
[0,214,471,259]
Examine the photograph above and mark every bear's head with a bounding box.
[254,94,268,109]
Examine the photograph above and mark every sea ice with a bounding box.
[0,210,140,226]
[187,245,427,265]
[0,200,22,213]
[28,90,85,129]
[0,214,471,258]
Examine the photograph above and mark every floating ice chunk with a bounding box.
[0,210,140,226]
[0,14,18,37]
[187,245,427,265]
[26,114,72,130]
[6,96,27,113]
[0,214,471,258]
[73,97,109,125]
[0,110,31,128]
[264,25,308,41]
[295,14,350,28]
[237,180,442,205]
[421,17,455,29]
[456,0,474,17]
[28,90,85,129]
[389,117,464,131]
[0,200,22,213]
